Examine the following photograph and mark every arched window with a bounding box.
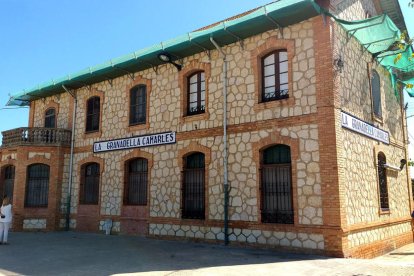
[80,163,100,205]
[187,71,205,116]
[371,70,382,118]
[124,158,148,205]
[86,96,100,132]
[44,108,56,128]
[261,50,289,102]
[130,85,147,125]
[25,164,49,207]
[260,144,293,224]
[0,165,15,200]
[377,152,389,210]
[182,152,205,219]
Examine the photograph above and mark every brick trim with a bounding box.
[314,16,345,255]
[126,76,152,131]
[178,60,211,123]
[252,132,299,225]
[28,101,35,128]
[250,36,295,111]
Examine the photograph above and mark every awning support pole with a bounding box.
[210,36,229,246]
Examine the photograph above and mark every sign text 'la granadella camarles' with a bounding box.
[93,131,176,153]
[341,111,389,144]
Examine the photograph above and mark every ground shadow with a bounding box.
[0,232,329,275]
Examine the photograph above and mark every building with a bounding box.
[1,0,414,258]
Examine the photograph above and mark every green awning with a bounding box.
[7,0,321,106]
[336,14,414,97]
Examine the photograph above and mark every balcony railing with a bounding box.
[1,127,72,147]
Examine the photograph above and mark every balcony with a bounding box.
[1,127,72,148]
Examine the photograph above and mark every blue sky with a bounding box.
[0,0,413,169]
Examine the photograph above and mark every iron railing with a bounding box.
[1,127,71,147]
[260,165,294,224]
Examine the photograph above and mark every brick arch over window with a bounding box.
[251,37,295,111]
[78,156,105,205]
[121,150,153,206]
[252,133,299,225]
[126,76,152,131]
[178,61,211,123]
[178,142,211,220]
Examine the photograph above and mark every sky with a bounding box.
[0,0,413,174]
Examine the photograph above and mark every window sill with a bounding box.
[379,208,390,215]
[253,96,294,112]
[83,130,102,139]
[372,114,383,124]
[128,122,149,132]
[180,111,210,124]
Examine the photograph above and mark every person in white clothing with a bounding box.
[0,196,12,245]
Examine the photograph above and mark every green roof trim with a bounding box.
[7,0,321,106]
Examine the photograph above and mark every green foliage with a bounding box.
[409,159,414,167]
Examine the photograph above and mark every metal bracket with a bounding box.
[62,85,76,99]
[223,27,244,50]
[106,78,113,87]
[113,66,135,80]
[264,7,284,38]
[188,35,211,60]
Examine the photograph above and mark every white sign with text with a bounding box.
[93,131,176,153]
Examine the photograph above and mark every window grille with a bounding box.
[260,145,293,224]
[182,153,205,219]
[86,97,100,132]
[125,158,148,205]
[80,163,100,205]
[130,85,147,125]
[377,152,389,210]
[261,50,289,102]
[187,72,205,115]
[25,164,49,207]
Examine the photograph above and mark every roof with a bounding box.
[7,0,321,106]
[378,0,407,32]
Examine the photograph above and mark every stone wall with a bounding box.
[28,19,324,247]
[332,0,378,20]
[332,4,412,256]
[32,93,72,129]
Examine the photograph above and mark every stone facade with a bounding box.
[0,0,412,258]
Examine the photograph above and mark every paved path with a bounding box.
[0,232,414,275]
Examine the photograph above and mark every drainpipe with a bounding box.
[62,85,77,231]
[210,37,229,245]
